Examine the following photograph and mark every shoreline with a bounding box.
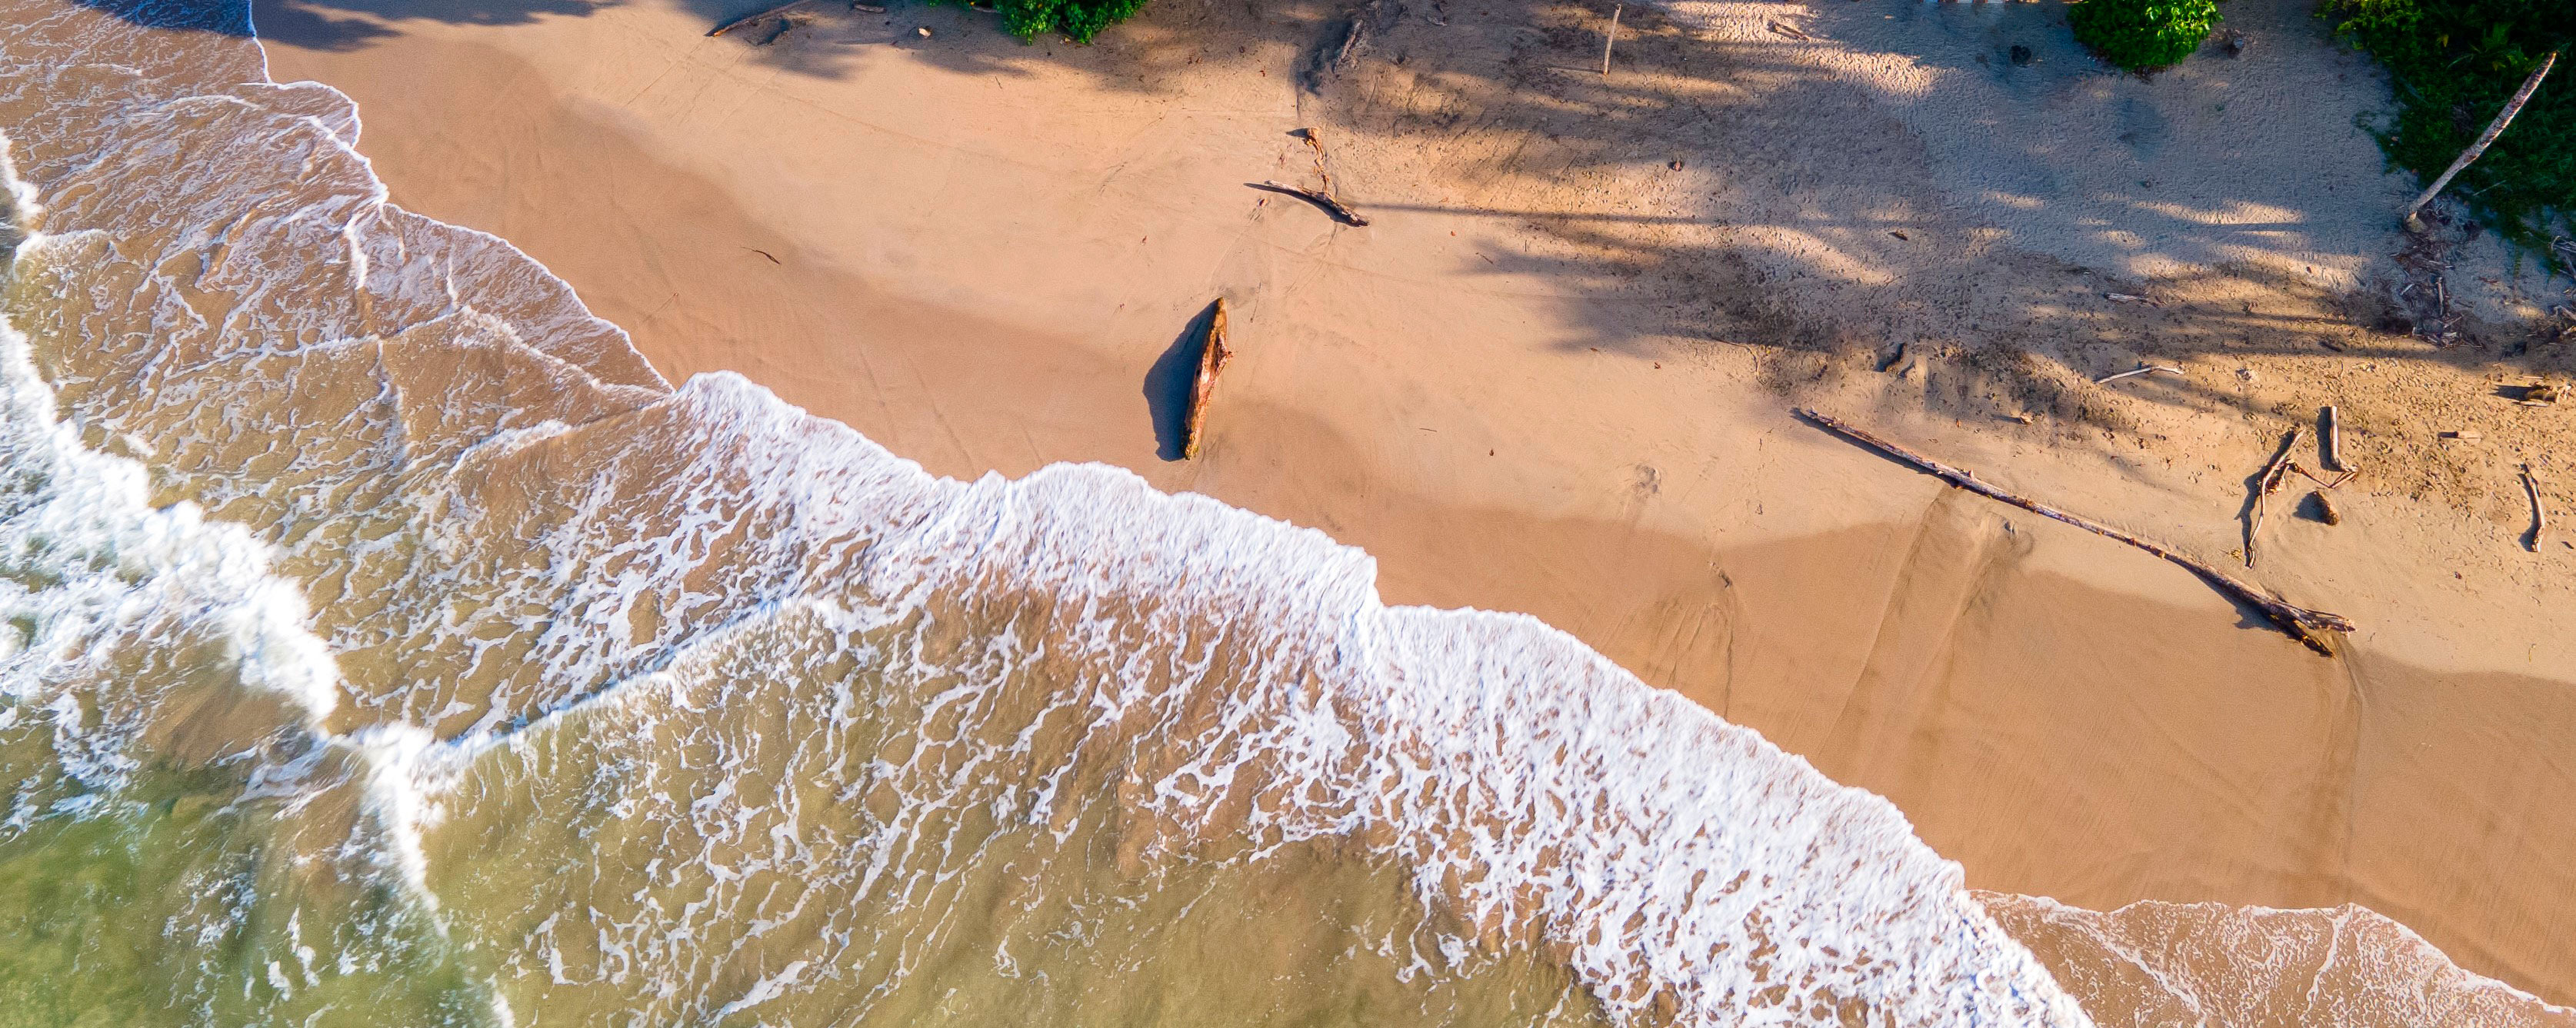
[253,0,2576,1003]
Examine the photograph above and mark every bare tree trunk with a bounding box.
[2404,50,2559,231]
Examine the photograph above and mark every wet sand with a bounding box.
[253,0,2576,1003]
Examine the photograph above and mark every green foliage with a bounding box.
[995,0,1148,43]
[2069,0,2223,72]
[2331,0,2576,258]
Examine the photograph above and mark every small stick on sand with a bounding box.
[1299,129,1338,201]
[2292,464,2356,491]
[1601,2,1621,76]
[1182,299,1233,460]
[1795,409,2353,654]
[1332,0,1380,69]
[2524,463,2548,553]
[2321,404,2344,472]
[1251,181,1369,225]
[2246,425,2305,569]
[708,0,810,36]
[2404,50,2558,231]
[2095,363,2184,384]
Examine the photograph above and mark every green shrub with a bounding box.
[2331,0,2576,258]
[2070,0,2223,72]
[995,0,1146,42]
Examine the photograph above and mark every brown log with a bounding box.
[1182,300,1233,460]
[708,0,809,36]
[1795,408,2354,654]
[1253,181,1370,226]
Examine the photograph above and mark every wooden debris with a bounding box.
[2405,50,2559,231]
[1765,19,1808,41]
[2519,382,2560,407]
[1602,2,1623,75]
[1252,181,1369,225]
[2321,405,2344,471]
[2291,463,2356,491]
[851,2,884,9]
[708,0,810,37]
[1335,0,1379,69]
[1182,300,1233,460]
[2444,429,2483,441]
[2246,426,2305,569]
[2095,363,2184,384]
[2524,464,2548,553]
[1794,409,2354,654]
[2313,491,2341,527]
[1298,129,1339,201]
[2104,292,2162,306]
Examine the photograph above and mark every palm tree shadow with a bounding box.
[1144,299,1221,461]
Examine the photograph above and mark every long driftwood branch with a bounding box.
[1795,409,2354,654]
[1182,299,1233,460]
[2404,49,2559,229]
[1252,181,1370,226]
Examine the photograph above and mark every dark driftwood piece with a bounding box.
[2246,425,2305,569]
[708,0,808,36]
[1253,181,1369,226]
[1795,408,2354,654]
[2524,464,2548,553]
[1182,299,1233,460]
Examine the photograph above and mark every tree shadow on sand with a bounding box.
[85,0,2576,501]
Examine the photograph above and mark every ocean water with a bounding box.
[0,1,2561,1025]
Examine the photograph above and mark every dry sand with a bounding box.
[252,0,2576,1004]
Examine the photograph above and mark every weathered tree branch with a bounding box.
[1795,408,2354,654]
[2404,50,2559,230]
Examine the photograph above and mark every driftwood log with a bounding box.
[708,0,808,36]
[1795,408,2354,654]
[1182,299,1233,460]
[1254,181,1369,226]
[2246,425,2305,569]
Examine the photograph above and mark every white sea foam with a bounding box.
[1979,893,2576,1027]
[0,224,341,801]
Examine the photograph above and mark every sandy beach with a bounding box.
[253,0,2575,1003]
